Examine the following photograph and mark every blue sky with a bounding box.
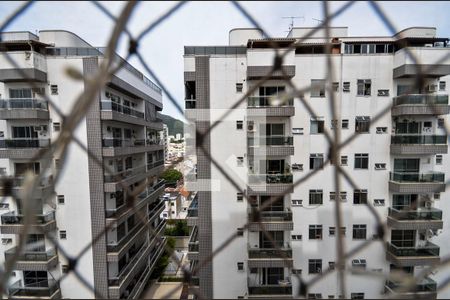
[1,1,450,120]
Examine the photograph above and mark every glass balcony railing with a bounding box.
[108,242,148,286]
[248,208,292,222]
[187,196,198,218]
[100,101,144,119]
[8,280,60,297]
[185,100,196,109]
[1,211,55,225]
[147,160,164,170]
[248,96,294,108]
[248,285,292,295]
[386,277,437,293]
[5,247,56,262]
[388,207,443,221]
[104,165,146,183]
[388,242,440,257]
[0,139,50,149]
[389,172,445,183]
[248,173,293,184]
[248,136,294,146]
[188,226,198,252]
[393,94,448,106]
[248,243,292,259]
[102,138,162,148]
[391,135,447,144]
[0,99,48,110]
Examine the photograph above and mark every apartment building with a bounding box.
[0,30,166,299]
[184,27,450,299]
[161,124,169,164]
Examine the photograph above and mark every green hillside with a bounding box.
[159,113,184,136]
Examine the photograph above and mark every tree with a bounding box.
[160,168,182,182]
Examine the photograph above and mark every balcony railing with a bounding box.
[148,201,165,218]
[248,173,293,184]
[5,247,56,262]
[147,160,164,170]
[388,242,440,257]
[107,222,144,253]
[0,99,48,110]
[0,139,50,149]
[248,136,294,146]
[1,211,55,225]
[248,285,292,295]
[389,172,445,183]
[248,96,294,108]
[248,208,292,222]
[391,135,447,144]
[393,94,448,106]
[388,208,443,221]
[188,226,198,252]
[100,101,144,119]
[8,279,60,297]
[248,243,292,259]
[386,277,437,293]
[104,165,147,183]
[137,180,165,200]
[108,242,148,286]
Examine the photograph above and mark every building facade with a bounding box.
[0,30,167,299]
[161,124,169,164]
[185,27,450,299]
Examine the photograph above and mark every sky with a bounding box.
[1,1,450,120]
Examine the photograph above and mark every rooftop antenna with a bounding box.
[312,18,324,25]
[282,16,304,34]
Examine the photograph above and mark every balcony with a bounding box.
[385,277,437,299]
[248,174,294,195]
[0,139,50,159]
[248,136,294,156]
[187,225,198,261]
[386,242,440,266]
[100,100,162,129]
[387,208,443,230]
[5,247,58,271]
[0,51,47,82]
[248,208,293,231]
[247,65,296,80]
[389,172,445,193]
[0,175,53,198]
[104,165,147,193]
[0,99,49,119]
[248,284,292,298]
[393,47,450,79]
[146,160,165,177]
[8,280,61,299]
[102,138,163,157]
[391,135,448,155]
[247,96,295,117]
[0,211,56,234]
[187,195,198,227]
[248,243,293,268]
[108,242,150,286]
[391,94,450,116]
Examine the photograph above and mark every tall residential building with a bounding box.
[161,124,169,163]
[0,31,167,299]
[185,27,450,299]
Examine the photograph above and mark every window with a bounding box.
[439,81,446,91]
[355,116,370,133]
[292,200,303,206]
[51,85,58,95]
[329,262,335,270]
[237,262,244,271]
[354,154,369,169]
[434,193,440,200]
[332,82,339,92]
[311,80,326,97]
[329,192,336,201]
[292,269,302,274]
[329,227,336,236]
[340,192,347,202]
[353,225,367,240]
[237,228,244,236]
[310,154,324,170]
[310,118,325,134]
[237,193,243,202]
[292,234,303,241]
[376,127,387,134]
[343,82,350,92]
[309,225,323,240]
[373,199,385,206]
[236,121,243,130]
[353,189,368,204]
[357,79,371,96]
[341,156,348,166]
[377,89,389,96]
[351,293,365,299]
[9,88,32,98]
[438,118,445,128]
[237,157,244,166]
[309,259,322,274]
[292,164,303,171]
[59,230,67,239]
[57,195,65,204]
[53,122,61,132]
[374,163,386,170]
[292,128,304,135]
[309,190,323,205]
[0,203,9,209]
[308,294,323,299]
[236,83,243,92]
[1,238,12,245]
[342,119,349,129]
[436,155,443,165]
[352,259,367,269]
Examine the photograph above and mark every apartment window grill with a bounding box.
[292,128,304,135]
[59,230,67,240]
[374,163,386,170]
[292,200,303,206]
[341,156,348,166]
[292,164,303,171]
[342,119,349,129]
[237,228,244,236]
[357,79,371,96]
[57,195,65,204]
[438,118,445,128]
[351,293,365,300]
[309,190,323,205]
[309,259,322,274]
[310,154,324,170]
[373,199,385,206]
[329,227,336,236]
[329,192,336,201]
[1,238,12,245]
[376,127,387,134]
[237,157,244,166]
[50,85,58,95]
[436,155,443,165]
[352,259,367,269]
[0,203,9,209]
[237,193,243,202]
[311,80,326,97]
[292,235,303,241]
[354,153,369,169]
[439,81,446,91]
[53,122,61,132]
[236,120,243,130]
[332,82,339,92]
[236,83,243,92]
[355,116,370,133]
[353,189,368,204]
[343,82,350,92]
[309,225,323,240]
[311,117,325,134]
[377,89,389,96]
[237,262,244,271]
[308,293,323,299]
[352,225,367,240]
[292,269,302,274]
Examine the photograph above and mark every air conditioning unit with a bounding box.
[424,200,433,209]
[247,122,255,132]
[428,84,438,92]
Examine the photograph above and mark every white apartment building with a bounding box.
[0,30,167,299]
[185,27,450,299]
[161,124,169,163]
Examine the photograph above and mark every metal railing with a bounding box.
[147,160,164,170]
[391,135,447,144]
[0,98,48,110]
[248,208,293,222]
[393,94,449,106]
[389,171,445,183]
[247,96,294,107]
[100,100,144,119]
[248,136,294,146]
[388,207,443,221]
[386,277,437,293]
[104,165,147,183]
[0,139,50,148]
[8,279,60,297]
[1,210,55,225]
[248,243,292,259]
[248,173,294,184]
[248,285,292,295]
[387,242,440,257]
[108,241,149,286]
[5,247,56,262]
